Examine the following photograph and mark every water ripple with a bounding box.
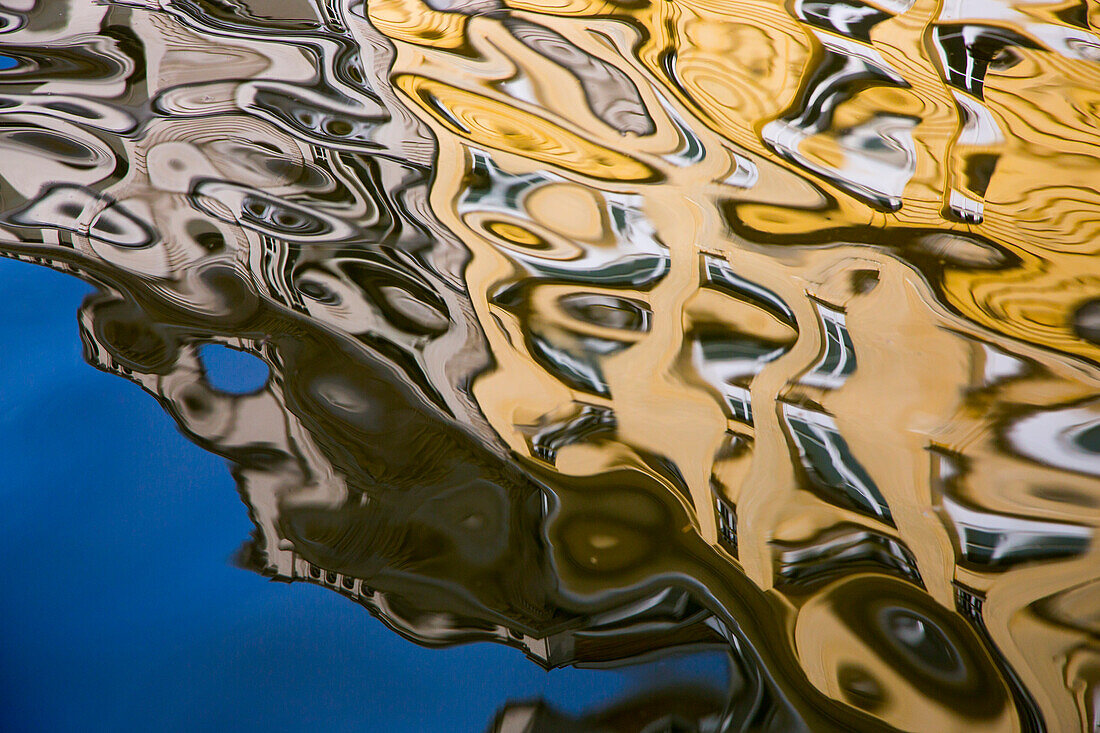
[2,0,1100,730]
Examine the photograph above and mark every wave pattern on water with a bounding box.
[1,0,1100,730]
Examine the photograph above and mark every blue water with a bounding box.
[199,343,270,394]
[0,258,726,732]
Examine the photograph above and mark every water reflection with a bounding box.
[1,0,1099,729]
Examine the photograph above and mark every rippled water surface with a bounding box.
[2,0,1100,730]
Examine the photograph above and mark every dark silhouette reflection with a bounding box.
[66,266,801,728]
[486,687,730,732]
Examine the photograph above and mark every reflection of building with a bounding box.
[383,1,1100,728]
[2,0,1100,731]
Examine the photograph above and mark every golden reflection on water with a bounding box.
[1,0,1099,729]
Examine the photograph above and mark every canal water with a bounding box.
[1,0,1099,730]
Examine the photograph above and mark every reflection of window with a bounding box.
[724,385,753,425]
[461,149,670,286]
[774,528,921,590]
[529,335,609,396]
[692,338,787,425]
[715,495,737,553]
[530,405,616,463]
[701,254,795,324]
[1005,402,1100,477]
[781,403,892,523]
[801,302,856,389]
[457,149,552,215]
[941,495,1091,568]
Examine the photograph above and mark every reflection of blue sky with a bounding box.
[0,259,728,731]
[199,343,270,394]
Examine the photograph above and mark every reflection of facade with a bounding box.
[2,0,1100,731]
